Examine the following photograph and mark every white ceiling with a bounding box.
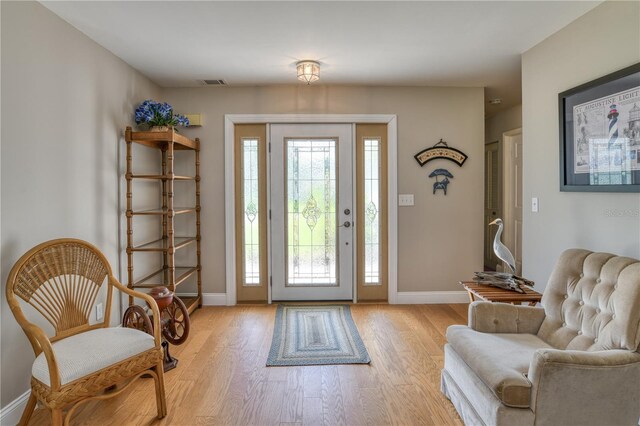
[42,1,600,115]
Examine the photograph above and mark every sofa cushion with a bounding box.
[446,325,552,408]
[32,327,155,386]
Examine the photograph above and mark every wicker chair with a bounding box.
[6,238,167,425]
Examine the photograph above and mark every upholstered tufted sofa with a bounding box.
[441,249,640,425]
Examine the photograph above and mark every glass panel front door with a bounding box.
[286,139,338,286]
[271,124,353,300]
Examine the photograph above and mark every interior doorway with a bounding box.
[502,128,523,275]
[484,141,501,270]
[484,128,523,274]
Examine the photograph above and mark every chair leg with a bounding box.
[51,408,63,426]
[153,363,167,418]
[17,393,37,426]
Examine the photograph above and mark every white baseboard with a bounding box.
[0,389,30,425]
[395,291,469,304]
[176,292,469,305]
[202,293,227,306]
[176,293,227,306]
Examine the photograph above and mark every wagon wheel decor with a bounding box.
[161,296,190,345]
[122,286,191,372]
[122,305,153,335]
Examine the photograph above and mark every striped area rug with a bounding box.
[267,305,371,366]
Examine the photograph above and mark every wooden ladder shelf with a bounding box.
[124,126,202,315]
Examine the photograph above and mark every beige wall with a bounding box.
[164,85,485,294]
[486,104,522,143]
[1,2,160,407]
[522,1,640,291]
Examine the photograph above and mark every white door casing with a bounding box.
[270,124,353,300]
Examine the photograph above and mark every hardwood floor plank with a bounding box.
[302,397,323,426]
[359,386,393,426]
[336,365,366,426]
[401,306,448,355]
[160,380,197,425]
[367,335,411,386]
[269,365,289,382]
[303,366,322,398]
[438,304,469,324]
[321,365,347,426]
[381,383,434,426]
[449,303,470,320]
[255,380,286,425]
[279,367,304,423]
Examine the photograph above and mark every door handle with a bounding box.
[338,221,351,228]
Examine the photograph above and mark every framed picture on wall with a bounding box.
[559,63,640,192]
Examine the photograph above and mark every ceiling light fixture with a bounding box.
[296,60,320,84]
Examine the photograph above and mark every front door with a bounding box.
[270,124,353,300]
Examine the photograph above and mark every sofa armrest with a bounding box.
[529,349,640,425]
[468,301,546,334]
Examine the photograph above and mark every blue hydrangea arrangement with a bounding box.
[134,100,189,128]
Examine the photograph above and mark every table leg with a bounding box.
[467,292,475,303]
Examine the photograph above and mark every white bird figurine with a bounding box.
[489,218,516,275]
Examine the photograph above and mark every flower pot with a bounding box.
[150,125,170,132]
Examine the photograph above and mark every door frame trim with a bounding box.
[224,114,398,305]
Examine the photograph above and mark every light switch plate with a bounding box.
[399,194,414,206]
[531,197,539,212]
[96,303,104,321]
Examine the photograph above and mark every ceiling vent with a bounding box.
[201,79,227,86]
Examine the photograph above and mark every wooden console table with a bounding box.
[460,281,542,306]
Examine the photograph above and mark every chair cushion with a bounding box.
[446,325,553,408]
[32,327,155,386]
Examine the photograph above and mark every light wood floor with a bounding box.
[29,304,468,425]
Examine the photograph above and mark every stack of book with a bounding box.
[472,272,535,294]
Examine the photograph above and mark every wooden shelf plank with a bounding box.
[131,237,197,252]
[175,267,198,286]
[133,266,198,288]
[131,207,196,215]
[183,296,201,315]
[127,129,198,150]
[133,267,164,287]
[130,174,195,180]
